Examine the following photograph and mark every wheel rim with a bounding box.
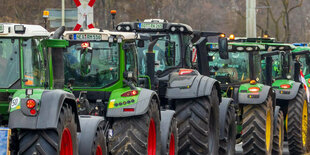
[208,109,215,153]
[169,133,175,155]
[302,100,308,147]
[285,113,288,132]
[266,110,271,152]
[279,122,282,148]
[148,118,156,155]
[96,145,103,155]
[60,128,73,155]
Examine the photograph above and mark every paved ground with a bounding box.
[235,141,289,154]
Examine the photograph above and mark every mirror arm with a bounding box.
[123,80,136,90]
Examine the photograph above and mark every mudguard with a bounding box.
[106,88,160,117]
[8,89,80,131]
[219,98,234,140]
[238,85,271,104]
[273,106,281,132]
[78,115,106,155]
[160,110,176,154]
[165,73,221,102]
[274,82,301,100]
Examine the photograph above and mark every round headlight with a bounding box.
[171,26,176,32]
[246,47,253,51]
[117,26,122,31]
[180,27,185,32]
[125,26,130,31]
[279,46,285,50]
[236,47,244,51]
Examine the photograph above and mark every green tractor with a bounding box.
[60,28,177,154]
[206,41,281,154]
[0,24,81,154]
[116,19,236,154]
[258,42,310,154]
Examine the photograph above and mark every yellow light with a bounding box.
[220,33,225,38]
[263,34,269,38]
[43,11,49,18]
[229,34,235,40]
[110,10,117,15]
[250,80,256,85]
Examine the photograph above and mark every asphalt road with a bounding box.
[235,141,289,155]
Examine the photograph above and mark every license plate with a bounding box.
[138,23,164,29]
[73,34,101,41]
[0,127,10,155]
[0,24,4,33]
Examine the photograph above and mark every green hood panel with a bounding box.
[108,87,141,109]
[239,83,264,93]
[272,79,295,89]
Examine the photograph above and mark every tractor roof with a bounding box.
[117,19,193,34]
[292,46,310,53]
[207,42,265,52]
[0,23,49,37]
[62,28,136,41]
[258,43,296,51]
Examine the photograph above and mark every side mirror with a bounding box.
[165,41,176,66]
[80,48,93,75]
[218,37,229,59]
[137,40,145,48]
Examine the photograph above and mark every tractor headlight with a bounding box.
[125,26,130,31]
[171,26,176,32]
[117,26,122,31]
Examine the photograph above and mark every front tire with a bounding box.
[175,87,219,155]
[161,116,178,155]
[272,109,284,155]
[109,99,161,155]
[242,96,273,155]
[287,88,310,154]
[17,103,78,155]
[219,104,236,155]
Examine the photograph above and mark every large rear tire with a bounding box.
[175,87,219,155]
[17,103,78,155]
[109,99,161,155]
[219,104,236,155]
[242,96,273,155]
[287,88,310,154]
[272,109,284,155]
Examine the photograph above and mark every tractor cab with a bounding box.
[207,42,265,97]
[291,46,310,86]
[62,29,141,115]
[0,23,54,125]
[117,19,194,76]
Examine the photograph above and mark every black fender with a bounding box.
[238,85,271,104]
[78,115,107,155]
[274,82,301,100]
[165,73,221,102]
[219,98,234,140]
[106,88,160,117]
[273,106,281,133]
[160,110,176,154]
[9,89,80,131]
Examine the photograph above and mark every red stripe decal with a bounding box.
[73,24,82,31]
[88,0,96,7]
[88,24,95,29]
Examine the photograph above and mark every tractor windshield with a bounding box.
[137,34,181,74]
[209,52,251,84]
[64,41,119,88]
[296,54,310,77]
[0,38,20,88]
[261,52,294,80]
